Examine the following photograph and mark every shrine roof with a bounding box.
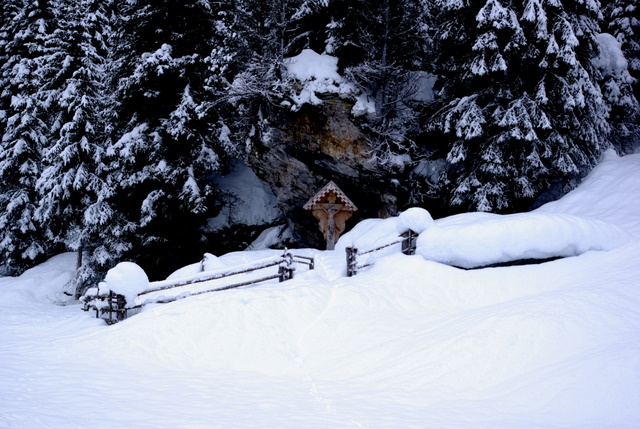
[303,181,358,212]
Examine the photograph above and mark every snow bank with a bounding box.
[537,150,640,239]
[2,153,640,429]
[165,262,201,281]
[207,161,282,231]
[0,253,76,306]
[418,212,632,268]
[247,224,293,250]
[99,262,149,306]
[340,203,632,269]
[337,216,400,251]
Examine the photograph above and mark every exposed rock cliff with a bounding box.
[247,95,406,248]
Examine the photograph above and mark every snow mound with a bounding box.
[418,212,632,268]
[340,201,633,270]
[337,216,400,251]
[166,253,227,281]
[594,33,630,79]
[201,253,226,271]
[284,49,355,109]
[396,207,434,234]
[285,49,342,82]
[100,262,149,306]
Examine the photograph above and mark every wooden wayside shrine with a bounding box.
[304,181,357,250]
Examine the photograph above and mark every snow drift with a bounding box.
[416,212,631,268]
[338,201,630,269]
[1,150,639,428]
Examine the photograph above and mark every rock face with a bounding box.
[247,96,405,248]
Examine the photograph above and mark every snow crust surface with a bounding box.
[1,151,640,428]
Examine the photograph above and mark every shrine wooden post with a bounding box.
[304,181,358,250]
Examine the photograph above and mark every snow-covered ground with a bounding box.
[2,150,640,428]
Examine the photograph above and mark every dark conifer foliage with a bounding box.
[0,0,56,275]
[427,0,610,212]
[602,0,639,99]
[601,0,640,153]
[109,0,240,279]
[327,0,432,163]
[224,0,313,160]
[33,0,117,292]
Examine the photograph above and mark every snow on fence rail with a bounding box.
[82,250,313,325]
[346,229,417,277]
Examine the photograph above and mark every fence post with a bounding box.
[279,250,294,282]
[104,291,127,325]
[401,229,417,255]
[346,246,358,277]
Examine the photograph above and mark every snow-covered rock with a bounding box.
[284,49,355,110]
[207,161,282,231]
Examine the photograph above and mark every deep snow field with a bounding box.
[2,149,640,429]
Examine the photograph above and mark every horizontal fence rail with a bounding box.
[140,256,286,296]
[346,229,417,277]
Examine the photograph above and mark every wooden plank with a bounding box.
[133,274,282,307]
[357,239,402,256]
[140,258,283,296]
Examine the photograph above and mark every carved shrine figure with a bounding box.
[304,181,357,250]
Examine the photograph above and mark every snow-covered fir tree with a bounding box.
[427,0,610,212]
[602,0,639,99]
[326,0,432,165]
[109,0,240,277]
[225,0,310,158]
[0,0,56,275]
[32,0,118,293]
[601,0,640,153]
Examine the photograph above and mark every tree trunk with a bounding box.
[76,245,83,271]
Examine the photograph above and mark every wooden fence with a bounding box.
[82,250,313,324]
[83,230,418,324]
[346,229,417,277]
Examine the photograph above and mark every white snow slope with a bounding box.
[1,150,640,429]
